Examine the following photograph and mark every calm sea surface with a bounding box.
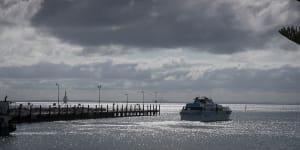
[1,103,300,150]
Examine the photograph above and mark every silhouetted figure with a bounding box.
[4,96,8,102]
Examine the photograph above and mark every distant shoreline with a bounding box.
[8,99,300,105]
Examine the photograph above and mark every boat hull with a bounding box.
[180,110,231,122]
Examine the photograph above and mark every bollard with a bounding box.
[81,105,84,115]
[49,105,51,121]
[29,105,32,122]
[125,105,128,117]
[152,105,155,116]
[159,104,160,115]
[66,105,69,115]
[137,105,139,116]
[143,104,144,116]
[139,105,141,116]
[147,105,149,116]
[113,104,115,117]
[58,105,61,116]
[100,105,103,117]
[134,105,137,116]
[121,105,123,117]
[73,105,76,117]
[18,104,22,123]
[39,105,42,117]
[151,104,153,116]
[149,104,151,116]
[129,105,132,116]
[95,105,98,117]
[106,105,109,117]
[117,105,119,117]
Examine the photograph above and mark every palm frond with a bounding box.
[278,26,300,45]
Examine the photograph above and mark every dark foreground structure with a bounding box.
[0,99,16,136]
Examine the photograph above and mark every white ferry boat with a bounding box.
[180,97,232,122]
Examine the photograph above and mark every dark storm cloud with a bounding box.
[31,0,300,54]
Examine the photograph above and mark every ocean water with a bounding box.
[1,103,300,150]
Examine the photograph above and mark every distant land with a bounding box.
[10,99,300,105]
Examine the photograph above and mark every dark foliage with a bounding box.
[278,0,300,45]
[279,26,300,45]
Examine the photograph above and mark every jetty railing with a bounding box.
[8,103,160,123]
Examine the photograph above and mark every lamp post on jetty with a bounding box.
[56,83,60,105]
[97,84,101,107]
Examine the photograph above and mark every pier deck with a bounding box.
[9,104,160,124]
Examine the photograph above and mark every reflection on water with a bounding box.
[1,103,300,150]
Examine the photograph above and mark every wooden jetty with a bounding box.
[9,103,161,124]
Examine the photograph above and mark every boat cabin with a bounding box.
[193,97,214,104]
[183,97,216,110]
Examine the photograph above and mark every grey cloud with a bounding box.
[0,61,151,81]
[1,61,300,93]
[100,61,151,81]
[145,66,300,93]
[200,67,300,91]
[1,61,300,103]
[31,0,300,54]
[0,63,94,79]
[0,0,42,26]
[79,45,134,56]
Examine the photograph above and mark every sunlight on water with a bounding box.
[1,103,300,150]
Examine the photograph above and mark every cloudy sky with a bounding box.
[0,0,300,104]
